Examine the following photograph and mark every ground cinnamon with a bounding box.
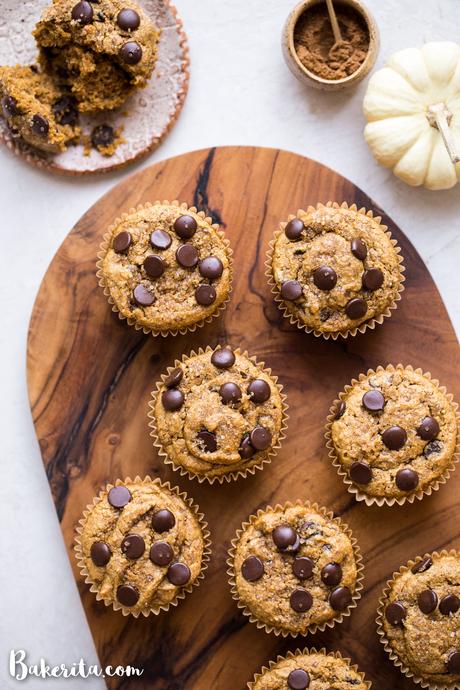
[294,2,369,80]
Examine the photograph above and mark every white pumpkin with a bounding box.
[363,42,460,190]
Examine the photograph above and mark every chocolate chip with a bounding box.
[248,379,271,403]
[152,509,175,532]
[335,401,346,419]
[411,557,433,574]
[395,468,419,491]
[447,650,460,674]
[161,388,184,411]
[349,460,372,485]
[439,594,460,615]
[272,525,298,551]
[117,8,140,30]
[418,589,438,614]
[424,440,443,457]
[90,541,112,566]
[329,586,352,611]
[321,563,342,586]
[174,215,197,239]
[219,382,242,405]
[167,562,191,586]
[108,486,131,508]
[121,534,145,559]
[150,541,173,566]
[195,284,216,305]
[313,265,337,291]
[2,95,20,118]
[362,268,384,291]
[345,297,367,320]
[143,255,165,278]
[281,280,302,300]
[385,601,407,626]
[320,308,331,322]
[211,347,235,369]
[133,284,154,306]
[91,124,114,148]
[293,557,314,579]
[113,231,132,253]
[150,229,172,250]
[382,426,407,451]
[238,434,255,459]
[31,114,49,137]
[164,367,183,388]
[197,430,217,453]
[119,41,143,64]
[351,238,367,261]
[242,556,264,582]
[287,669,310,690]
[249,426,272,450]
[52,95,79,125]
[290,588,313,612]
[117,584,139,606]
[199,256,223,279]
[417,416,440,441]
[176,243,199,268]
[285,218,304,240]
[71,1,93,24]
[362,389,385,412]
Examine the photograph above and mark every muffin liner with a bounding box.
[148,345,289,483]
[227,500,364,637]
[325,364,460,507]
[376,550,460,689]
[247,646,372,689]
[265,201,405,340]
[96,200,233,337]
[74,475,211,617]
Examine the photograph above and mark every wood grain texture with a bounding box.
[27,147,460,689]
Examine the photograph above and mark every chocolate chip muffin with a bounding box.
[228,502,362,635]
[378,551,460,687]
[268,202,404,337]
[75,477,210,616]
[34,0,159,112]
[0,65,80,153]
[98,202,232,334]
[150,346,286,482]
[327,365,459,505]
[249,648,371,690]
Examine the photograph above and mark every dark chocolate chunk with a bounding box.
[117,584,139,606]
[351,238,367,261]
[91,124,114,149]
[287,669,310,690]
[174,214,197,239]
[150,228,171,250]
[395,468,419,491]
[362,268,384,291]
[197,430,217,453]
[31,114,49,137]
[382,426,407,451]
[133,284,154,306]
[176,243,199,268]
[162,388,184,411]
[119,41,143,65]
[219,382,242,405]
[71,1,93,24]
[152,508,175,532]
[349,461,372,485]
[411,557,432,574]
[285,218,304,240]
[417,589,438,614]
[241,556,264,582]
[329,586,352,611]
[211,347,235,369]
[108,485,131,508]
[167,562,191,586]
[195,284,216,305]
[52,95,79,125]
[281,280,302,300]
[199,256,223,279]
[121,533,145,559]
[249,426,272,450]
[313,265,337,291]
[345,297,367,320]
[113,231,132,253]
[439,594,460,615]
[362,389,385,412]
[117,8,140,30]
[321,563,342,587]
[272,525,298,551]
[164,367,183,388]
[90,541,112,566]
[143,255,165,278]
[290,588,313,612]
[292,557,314,580]
[150,541,174,566]
[417,416,440,441]
[248,379,271,404]
[385,601,406,626]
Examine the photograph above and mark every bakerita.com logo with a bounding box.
[9,650,144,681]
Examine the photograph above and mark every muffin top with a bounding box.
[100,203,232,332]
[381,552,460,684]
[251,651,369,690]
[331,366,458,501]
[232,503,359,634]
[271,203,403,334]
[152,347,284,480]
[77,479,205,614]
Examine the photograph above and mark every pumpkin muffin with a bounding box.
[98,202,232,335]
[268,202,404,337]
[378,551,460,687]
[75,477,210,616]
[249,648,371,690]
[149,346,286,482]
[328,365,459,505]
[228,502,362,635]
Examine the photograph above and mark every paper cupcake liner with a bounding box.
[96,200,233,337]
[74,475,212,617]
[265,201,405,340]
[325,364,460,507]
[227,500,364,637]
[376,550,460,689]
[148,345,289,483]
[247,646,372,689]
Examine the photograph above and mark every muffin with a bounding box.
[267,202,404,338]
[98,202,232,335]
[0,65,80,153]
[327,365,459,506]
[248,648,371,690]
[228,502,362,636]
[74,476,210,616]
[149,345,287,482]
[34,0,159,112]
[378,551,460,688]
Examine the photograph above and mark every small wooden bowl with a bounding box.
[282,0,379,91]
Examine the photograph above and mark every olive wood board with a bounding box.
[27,146,460,689]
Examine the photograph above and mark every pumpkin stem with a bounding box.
[426,103,460,164]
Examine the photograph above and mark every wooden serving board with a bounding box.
[27,147,460,689]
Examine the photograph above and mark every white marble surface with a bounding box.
[1,0,459,687]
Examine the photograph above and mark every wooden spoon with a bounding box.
[325,0,342,43]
